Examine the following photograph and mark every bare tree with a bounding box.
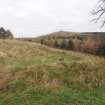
[92,0,105,27]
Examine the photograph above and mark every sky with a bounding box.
[0,0,104,37]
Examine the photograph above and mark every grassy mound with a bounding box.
[0,39,105,105]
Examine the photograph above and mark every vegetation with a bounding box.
[31,31,105,56]
[0,39,105,105]
[54,40,59,48]
[68,39,73,50]
[0,27,13,39]
[97,42,105,56]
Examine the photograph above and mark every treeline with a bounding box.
[17,31,105,56]
[0,27,13,39]
[39,35,105,56]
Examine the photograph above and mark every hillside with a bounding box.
[17,31,105,55]
[18,31,105,40]
[0,39,105,105]
[38,31,80,38]
[35,31,105,55]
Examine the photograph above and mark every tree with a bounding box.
[54,40,59,48]
[60,39,68,49]
[0,27,5,33]
[92,0,105,27]
[40,39,44,45]
[97,42,105,56]
[0,27,13,39]
[68,40,73,50]
[0,27,5,38]
[6,30,13,39]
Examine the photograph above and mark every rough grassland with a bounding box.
[0,39,105,105]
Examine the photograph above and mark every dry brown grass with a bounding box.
[0,39,104,90]
[0,39,105,105]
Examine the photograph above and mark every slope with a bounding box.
[0,39,105,105]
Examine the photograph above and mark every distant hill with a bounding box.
[37,31,105,40]
[38,31,80,38]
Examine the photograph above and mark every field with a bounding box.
[0,39,105,105]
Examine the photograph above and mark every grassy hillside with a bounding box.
[0,39,105,105]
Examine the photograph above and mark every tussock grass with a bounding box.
[0,39,105,105]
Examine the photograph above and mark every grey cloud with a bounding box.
[0,0,103,37]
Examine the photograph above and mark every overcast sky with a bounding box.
[0,0,104,37]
